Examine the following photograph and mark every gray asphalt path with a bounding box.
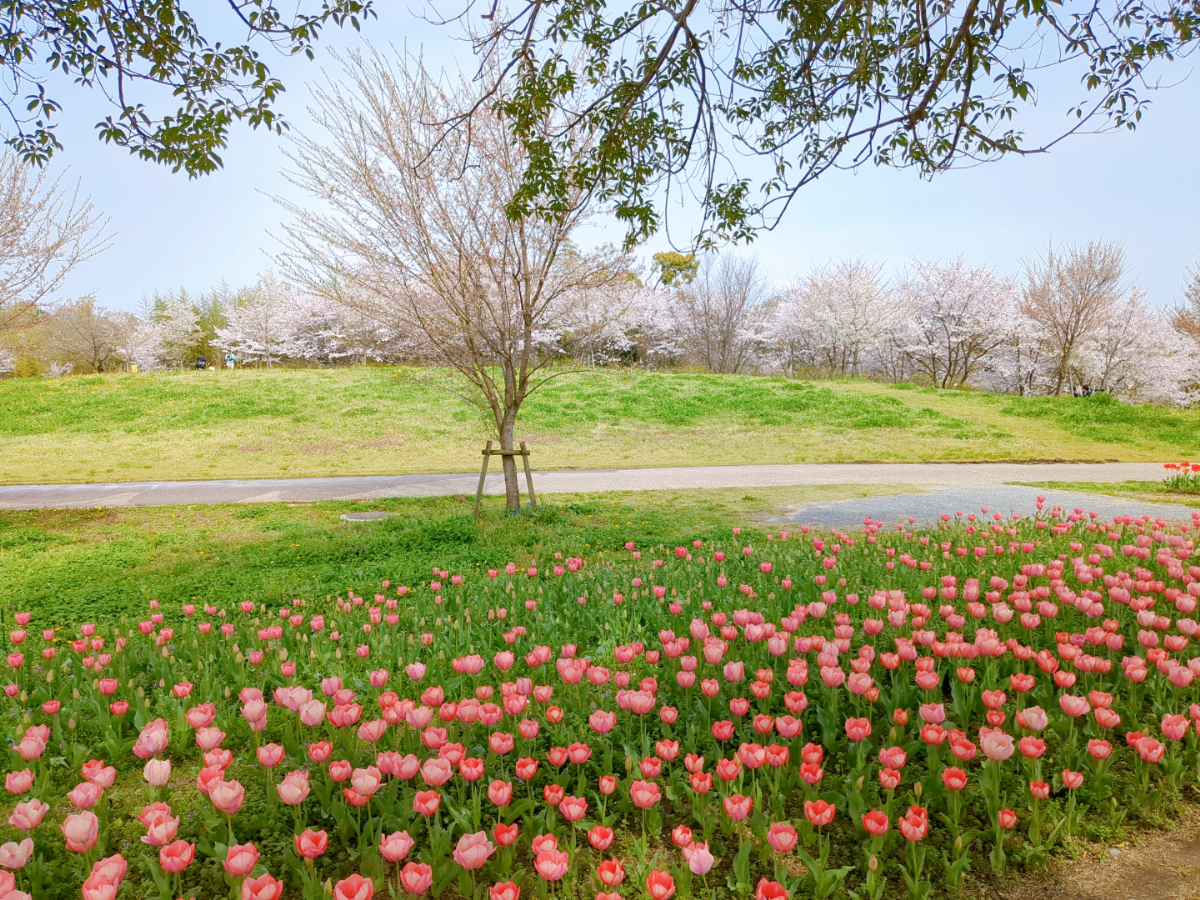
[788,483,1199,528]
[0,461,1172,510]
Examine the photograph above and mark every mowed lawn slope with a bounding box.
[1,367,1197,484]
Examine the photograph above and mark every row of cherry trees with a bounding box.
[119,246,1198,409]
[629,249,1200,406]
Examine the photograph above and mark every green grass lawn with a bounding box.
[1022,479,1200,503]
[1,367,1198,484]
[0,484,917,624]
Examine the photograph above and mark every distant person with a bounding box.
[1082,385,1092,397]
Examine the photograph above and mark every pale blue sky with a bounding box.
[46,6,1200,311]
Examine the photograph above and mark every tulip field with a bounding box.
[4,500,1200,900]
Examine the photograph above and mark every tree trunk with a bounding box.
[499,410,521,512]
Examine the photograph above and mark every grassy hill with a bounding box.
[1,367,1197,484]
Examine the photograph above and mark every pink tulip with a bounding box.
[1015,706,1048,731]
[67,782,103,810]
[132,719,170,759]
[1058,695,1091,718]
[0,838,33,870]
[196,726,226,751]
[723,794,752,820]
[683,840,714,874]
[1157,712,1187,741]
[534,849,570,882]
[299,699,328,727]
[352,766,383,796]
[765,823,797,853]
[143,759,171,787]
[61,811,99,852]
[209,779,246,816]
[185,704,216,729]
[5,770,32,795]
[277,771,311,806]
[399,863,432,895]
[7,799,48,832]
[223,843,260,878]
[453,832,495,871]
[589,710,616,734]
[844,717,872,742]
[980,730,1015,762]
[421,758,453,787]
[141,810,180,847]
[242,873,284,900]
[380,830,415,863]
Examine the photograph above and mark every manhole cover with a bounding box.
[340,511,396,522]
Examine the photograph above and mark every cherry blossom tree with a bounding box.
[894,258,1021,388]
[1170,262,1200,343]
[132,296,199,371]
[1076,294,1198,406]
[279,49,630,510]
[659,255,772,374]
[214,272,292,368]
[772,259,901,377]
[980,314,1056,397]
[1021,240,1130,395]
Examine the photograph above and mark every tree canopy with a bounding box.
[0,1,373,175]
[461,0,1200,245]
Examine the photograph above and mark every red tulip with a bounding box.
[898,806,928,842]
[755,879,788,900]
[588,826,614,850]
[295,829,328,859]
[645,870,675,900]
[597,859,625,887]
[861,810,889,836]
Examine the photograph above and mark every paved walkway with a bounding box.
[0,462,1171,509]
[789,483,1198,527]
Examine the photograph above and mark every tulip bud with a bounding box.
[914,782,922,798]
[856,775,865,790]
[68,717,76,730]
[953,836,963,856]
[869,855,879,873]
[46,671,53,683]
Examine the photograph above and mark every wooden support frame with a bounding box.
[473,441,538,518]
